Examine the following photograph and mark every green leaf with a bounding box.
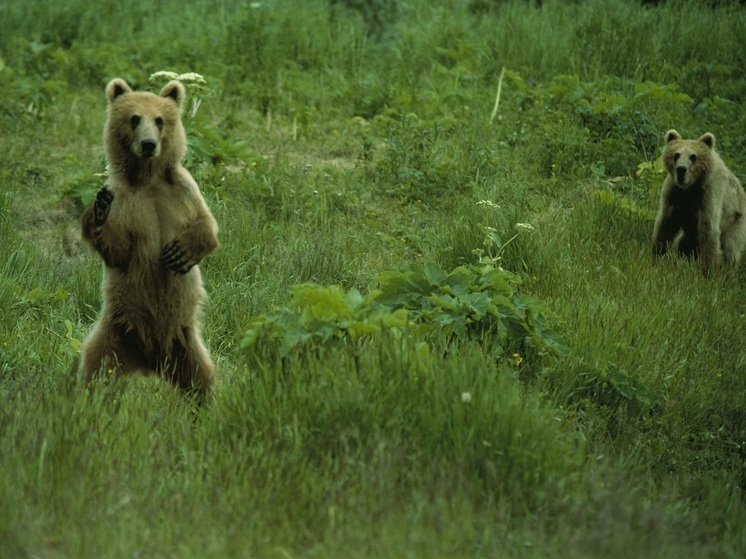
[442,266,474,297]
[428,293,460,312]
[423,261,446,285]
[293,284,353,321]
[344,287,365,310]
[380,309,410,329]
[280,329,311,357]
[345,321,380,342]
[462,292,490,317]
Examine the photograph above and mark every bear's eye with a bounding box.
[690,154,697,163]
[673,153,680,162]
[130,115,141,129]
[155,117,164,130]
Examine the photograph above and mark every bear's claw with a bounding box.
[160,241,196,274]
[93,188,113,227]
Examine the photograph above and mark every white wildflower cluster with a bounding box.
[515,222,535,232]
[149,71,179,82]
[149,71,211,118]
[174,72,207,85]
[149,71,207,86]
[477,199,501,210]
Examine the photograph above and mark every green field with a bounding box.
[2,1,746,557]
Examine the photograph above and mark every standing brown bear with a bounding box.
[80,78,219,401]
[652,129,746,273]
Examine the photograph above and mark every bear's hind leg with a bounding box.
[162,327,216,404]
[721,214,746,267]
[80,322,140,384]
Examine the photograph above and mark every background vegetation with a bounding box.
[2,0,746,557]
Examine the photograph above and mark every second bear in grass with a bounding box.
[652,129,746,273]
[80,78,219,402]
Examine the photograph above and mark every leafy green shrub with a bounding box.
[375,261,565,358]
[239,260,565,366]
[239,284,409,363]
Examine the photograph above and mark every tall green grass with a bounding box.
[2,0,746,557]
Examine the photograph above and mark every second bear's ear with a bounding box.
[106,78,132,102]
[664,129,681,144]
[699,133,715,150]
[159,80,186,109]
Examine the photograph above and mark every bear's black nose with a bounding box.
[676,166,687,183]
[141,139,157,157]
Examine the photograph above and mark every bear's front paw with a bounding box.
[93,188,114,227]
[160,240,198,274]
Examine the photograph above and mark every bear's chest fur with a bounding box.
[107,173,197,264]
[667,181,705,221]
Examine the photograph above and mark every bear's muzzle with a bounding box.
[141,139,157,158]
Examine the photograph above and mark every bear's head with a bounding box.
[662,129,715,189]
[104,78,187,172]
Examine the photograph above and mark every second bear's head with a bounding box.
[104,78,187,166]
[662,129,715,189]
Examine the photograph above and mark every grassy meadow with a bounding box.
[2,0,746,557]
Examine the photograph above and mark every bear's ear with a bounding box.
[106,78,132,102]
[664,129,681,144]
[159,80,185,109]
[699,132,715,150]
